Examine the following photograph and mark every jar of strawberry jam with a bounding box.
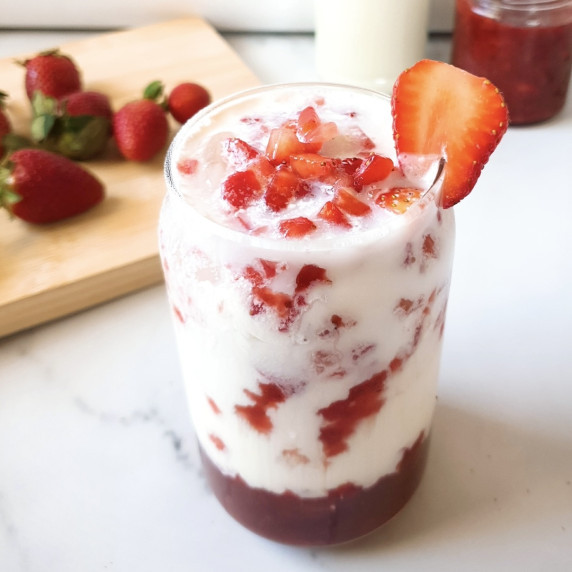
[451,0,572,124]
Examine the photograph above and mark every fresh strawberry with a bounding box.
[112,81,169,162]
[20,49,82,101]
[353,153,393,190]
[0,148,104,224]
[392,59,508,208]
[374,188,422,214]
[167,82,211,124]
[31,91,113,160]
[278,217,317,238]
[0,91,12,157]
[222,169,262,209]
[63,90,113,120]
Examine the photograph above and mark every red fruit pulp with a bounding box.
[452,0,572,124]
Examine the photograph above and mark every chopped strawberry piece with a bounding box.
[296,106,320,141]
[266,125,319,164]
[222,169,262,209]
[279,217,317,238]
[337,157,364,177]
[295,264,331,292]
[223,137,260,166]
[264,166,300,212]
[252,287,293,319]
[318,201,351,228]
[290,153,337,180]
[224,137,274,180]
[259,259,278,279]
[296,106,338,147]
[177,158,198,175]
[242,265,264,286]
[334,187,372,216]
[392,59,508,208]
[374,187,422,214]
[422,234,437,258]
[353,153,394,189]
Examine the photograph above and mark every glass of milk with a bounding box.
[315,0,431,94]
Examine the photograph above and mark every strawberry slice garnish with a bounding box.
[392,59,508,208]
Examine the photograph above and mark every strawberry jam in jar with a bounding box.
[159,83,455,545]
[452,0,572,124]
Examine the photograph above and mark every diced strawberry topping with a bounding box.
[353,153,394,189]
[222,169,262,209]
[264,166,299,212]
[296,106,320,141]
[266,125,320,164]
[337,157,364,177]
[279,217,317,238]
[223,137,259,166]
[290,153,337,180]
[374,187,421,214]
[333,187,371,217]
[296,106,338,147]
[318,201,351,228]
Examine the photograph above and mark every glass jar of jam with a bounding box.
[451,0,572,125]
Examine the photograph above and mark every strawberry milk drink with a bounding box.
[159,71,507,545]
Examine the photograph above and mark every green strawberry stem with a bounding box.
[143,80,168,110]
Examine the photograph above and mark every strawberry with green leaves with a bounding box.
[20,49,82,101]
[31,90,113,160]
[0,149,104,224]
[392,59,508,208]
[113,81,169,162]
[0,91,12,158]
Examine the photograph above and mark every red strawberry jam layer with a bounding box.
[160,84,455,545]
[200,432,428,546]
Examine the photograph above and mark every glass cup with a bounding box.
[159,83,455,545]
[451,0,572,124]
[314,0,430,94]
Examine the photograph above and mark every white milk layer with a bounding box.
[159,84,455,497]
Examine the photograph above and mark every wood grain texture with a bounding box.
[0,18,260,338]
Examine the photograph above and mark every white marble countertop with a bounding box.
[1,27,572,572]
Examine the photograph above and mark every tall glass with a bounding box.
[159,83,455,546]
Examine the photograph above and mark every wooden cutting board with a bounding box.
[0,18,260,338]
